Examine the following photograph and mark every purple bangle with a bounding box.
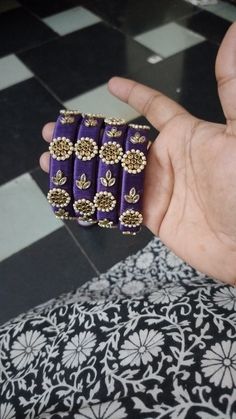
[119,124,150,235]
[47,110,82,220]
[95,117,127,228]
[73,113,104,223]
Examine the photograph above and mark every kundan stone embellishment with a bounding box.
[99,142,123,164]
[124,187,140,204]
[73,199,95,215]
[121,149,146,174]
[74,137,98,160]
[47,110,151,234]
[94,191,116,212]
[130,132,146,144]
[47,188,71,207]
[119,209,143,228]
[54,208,70,219]
[49,137,74,161]
[100,170,116,187]
[76,173,91,190]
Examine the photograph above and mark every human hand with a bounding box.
[40,23,236,286]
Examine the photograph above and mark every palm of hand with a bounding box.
[144,114,236,284]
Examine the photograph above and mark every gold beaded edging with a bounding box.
[60,109,81,115]
[129,123,150,130]
[104,117,126,125]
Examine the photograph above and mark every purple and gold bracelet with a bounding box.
[47,110,151,234]
[47,110,81,220]
[96,117,127,229]
[73,113,104,224]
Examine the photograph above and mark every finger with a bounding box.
[215,22,236,134]
[39,152,50,173]
[42,122,55,143]
[108,77,189,131]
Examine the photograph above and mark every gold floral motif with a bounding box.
[47,188,71,208]
[104,117,126,125]
[54,208,70,219]
[124,187,140,204]
[100,170,116,187]
[98,219,115,228]
[84,117,98,127]
[106,127,122,138]
[119,209,143,227]
[130,132,146,144]
[51,170,67,186]
[94,191,116,212]
[49,137,74,161]
[60,115,75,124]
[73,199,95,216]
[99,141,123,164]
[74,137,98,160]
[121,149,146,174]
[76,173,91,190]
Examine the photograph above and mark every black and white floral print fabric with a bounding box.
[0,237,236,418]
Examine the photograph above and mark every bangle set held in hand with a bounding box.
[47,110,150,235]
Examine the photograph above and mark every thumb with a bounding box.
[215,22,236,134]
[108,77,189,131]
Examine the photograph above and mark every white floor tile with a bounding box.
[0,55,33,90]
[64,83,140,121]
[0,173,63,262]
[135,22,205,58]
[201,0,236,22]
[43,6,101,36]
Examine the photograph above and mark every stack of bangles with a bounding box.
[47,110,151,235]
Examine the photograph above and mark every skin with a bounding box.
[40,23,236,286]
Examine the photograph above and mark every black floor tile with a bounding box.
[128,41,225,124]
[0,78,62,186]
[19,0,83,18]
[19,22,153,101]
[67,223,153,273]
[32,167,154,273]
[84,0,199,36]
[179,10,231,45]
[0,227,97,325]
[0,7,58,57]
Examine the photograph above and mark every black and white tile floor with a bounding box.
[0,0,235,325]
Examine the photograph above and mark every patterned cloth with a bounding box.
[0,237,236,418]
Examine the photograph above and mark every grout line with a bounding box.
[63,223,101,276]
